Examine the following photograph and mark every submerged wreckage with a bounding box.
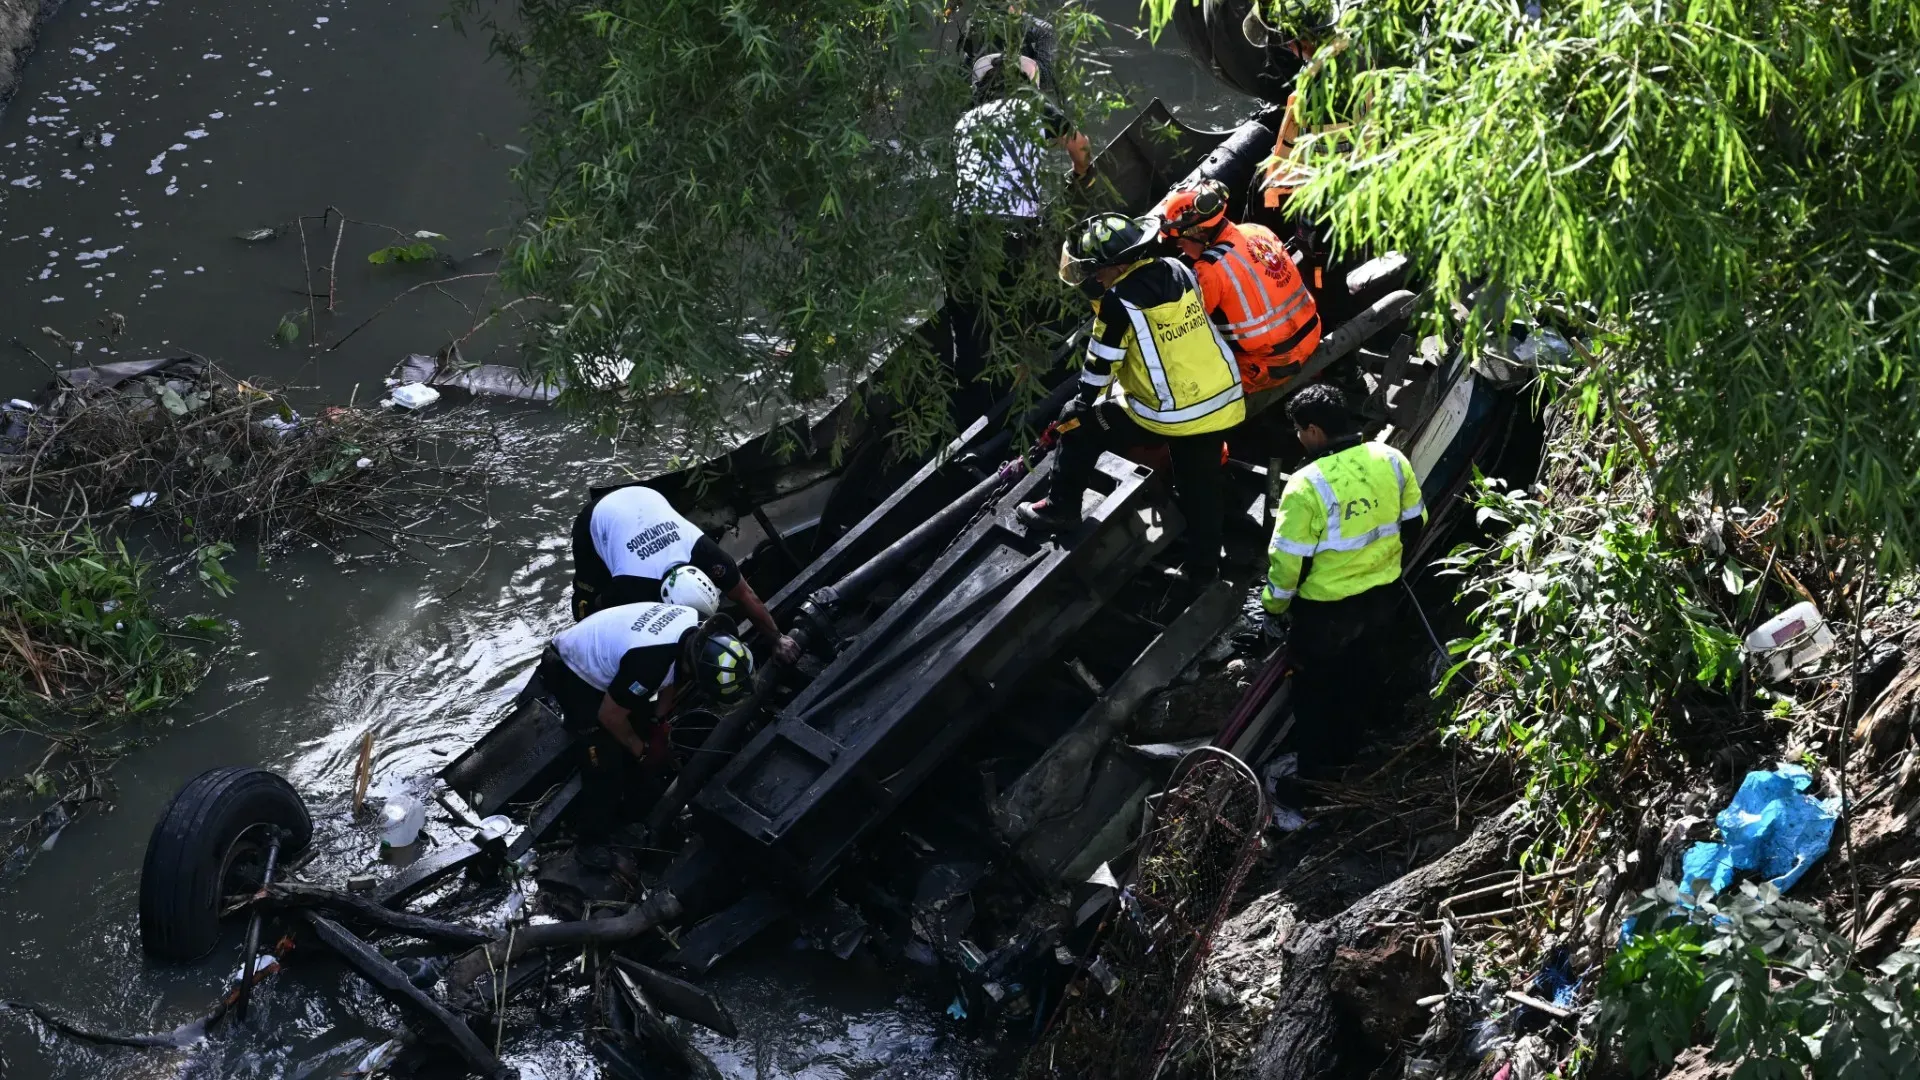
[117,99,1547,1078]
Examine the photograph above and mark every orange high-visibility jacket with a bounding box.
[1191,221,1320,393]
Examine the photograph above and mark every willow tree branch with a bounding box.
[326,274,494,353]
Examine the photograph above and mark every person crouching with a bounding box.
[537,601,754,835]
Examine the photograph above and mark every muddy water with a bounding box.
[0,2,1244,1077]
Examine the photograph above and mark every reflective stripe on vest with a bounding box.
[1276,456,1415,556]
[1197,224,1318,359]
[1109,259,1246,435]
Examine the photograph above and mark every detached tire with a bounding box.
[138,766,312,963]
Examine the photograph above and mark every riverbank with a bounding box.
[0,0,55,111]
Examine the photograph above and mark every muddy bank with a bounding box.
[0,0,56,110]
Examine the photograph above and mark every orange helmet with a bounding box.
[1159,178,1230,241]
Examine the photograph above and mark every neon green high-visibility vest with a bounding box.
[1261,440,1426,614]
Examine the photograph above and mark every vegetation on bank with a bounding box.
[0,508,217,862]
[455,0,1123,449]
[0,514,215,734]
[1141,0,1920,1074]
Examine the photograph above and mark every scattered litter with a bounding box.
[256,413,302,437]
[8,399,34,411]
[1129,737,1211,760]
[378,795,426,850]
[1745,600,1836,681]
[1510,327,1570,366]
[1261,752,1297,794]
[234,952,279,983]
[345,873,376,894]
[235,227,277,242]
[354,456,372,470]
[1530,947,1579,1009]
[1085,862,1118,890]
[388,383,441,410]
[1086,956,1121,995]
[1680,763,1840,895]
[957,939,987,972]
[348,1038,401,1077]
[946,996,967,1020]
[476,814,512,841]
[128,491,157,509]
[1269,804,1306,832]
[395,352,562,403]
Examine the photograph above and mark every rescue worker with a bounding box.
[537,600,756,831]
[947,50,1090,422]
[1157,178,1320,395]
[959,2,1058,92]
[1016,213,1245,580]
[1261,383,1426,766]
[571,484,800,662]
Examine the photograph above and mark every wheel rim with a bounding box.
[216,822,274,907]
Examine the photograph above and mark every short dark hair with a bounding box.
[1286,382,1359,436]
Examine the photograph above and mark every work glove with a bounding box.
[1059,396,1091,426]
[1261,613,1289,643]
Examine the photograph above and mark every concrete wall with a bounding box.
[0,0,58,109]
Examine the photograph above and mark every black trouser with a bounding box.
[1287,582,1398,772]
[569,503,611,622]
[537,647,657,837]
[1048,398,1228,574]
[943,224,1035,427]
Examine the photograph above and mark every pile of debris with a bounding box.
[0,357,498,553]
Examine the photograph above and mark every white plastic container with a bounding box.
[389,383,441,410]
[1745,601,1837,681]
[379,795,426,850]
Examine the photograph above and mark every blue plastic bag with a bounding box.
[1679,764,1840,895]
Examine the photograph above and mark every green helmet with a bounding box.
[1058,213,1157,289]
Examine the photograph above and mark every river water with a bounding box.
[0,2,1244,1077]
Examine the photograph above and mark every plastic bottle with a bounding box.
[1745,600,1836,681]
[379,795,426,850]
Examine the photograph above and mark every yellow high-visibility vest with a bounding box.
[1086,258,1246,437]
[1261,440,1426,613]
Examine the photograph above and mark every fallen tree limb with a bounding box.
[1250,807,1519,1079]
[0,997,225,1049]
[301,912,515,1080]
[261,882,492,947]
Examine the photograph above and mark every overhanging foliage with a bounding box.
[460,0,1116,450]
[1146,0,1920,568]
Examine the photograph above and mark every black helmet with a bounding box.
[692,632,755,702]
[1058,213,1157,290]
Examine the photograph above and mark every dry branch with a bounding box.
[0,358,499,552]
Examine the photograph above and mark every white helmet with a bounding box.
[660,563,722,618]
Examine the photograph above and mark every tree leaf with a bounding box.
[366,241,438,265]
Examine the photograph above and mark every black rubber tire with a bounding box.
[138,766,312,963]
